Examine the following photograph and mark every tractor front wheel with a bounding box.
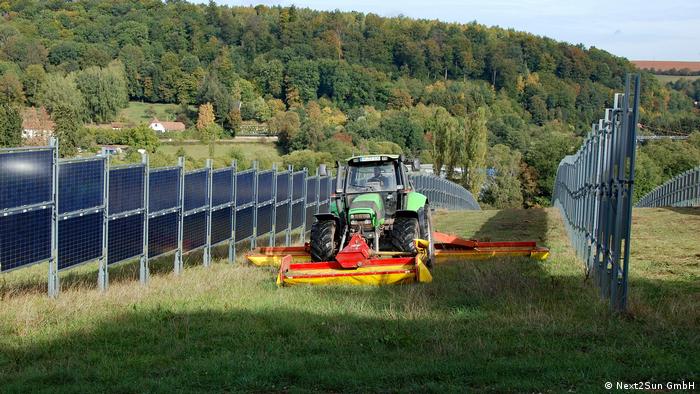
[310,219,338,262]
[390,217,420,254]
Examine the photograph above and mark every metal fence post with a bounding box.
[251,161,259,250]
[98,154,110,292]
[270,163,278,247]
[140,153,150,285]
[228,159,237,263]
[48,137,59,298]
[315,167,321,215]
[174,156,185,275]
[203,159,213,267]
[286,165,293,246]
[300,167,308,243]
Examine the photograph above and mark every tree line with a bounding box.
[0,0,698,206]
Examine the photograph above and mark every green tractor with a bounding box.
[310,155,435,266]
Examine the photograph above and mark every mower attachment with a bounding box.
[275,234,433,287]
[246,231,549,269]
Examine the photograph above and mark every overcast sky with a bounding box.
[205,0,700,61]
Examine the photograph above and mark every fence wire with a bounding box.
[553,74,641,312]
[636,166,700,208]
[0,144,478,297]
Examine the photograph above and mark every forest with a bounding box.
[0,0,698,206]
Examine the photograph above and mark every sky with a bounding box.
[204,0,700,61]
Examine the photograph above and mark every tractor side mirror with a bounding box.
[411,158,421,172]
[318,164,328,176]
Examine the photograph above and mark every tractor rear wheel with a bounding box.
[310,219,338,262]
[390,217,420,254]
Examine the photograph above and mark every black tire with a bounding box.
[310,219,338,262]
[390,216,420,254]
[420,205,435,268]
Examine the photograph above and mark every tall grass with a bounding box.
[0,208,698,392]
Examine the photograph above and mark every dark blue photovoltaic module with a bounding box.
[318,202,329,214]
[275,203,289,233]
[59,159,105,214]
[236,171,254,206]
[257,171,274,203]
[149,169,179,212]
[58,212,103,270]
[292,172,305,200]
[291,202,304,229]
[0,150,53,210]
[235,206,254,240]
[211,207,231,245]
[306,177,318,202]
[212,169,233,206]
[0,208,51,272]
[108,214,143,265]
[257,204,272,235]
[276,172,289,201]
[319,176,330,201]
[183,211,206,252]
[184,170,208,211]
[109,166,144,215]
[306,205,315,229]
[148,212,178,258]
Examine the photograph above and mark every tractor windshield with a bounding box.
[346,163,397,193]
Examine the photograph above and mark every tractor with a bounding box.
[310,155,435,267]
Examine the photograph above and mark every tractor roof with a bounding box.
[347,155,401,165]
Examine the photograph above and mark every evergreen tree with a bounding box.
[0,102,22,147]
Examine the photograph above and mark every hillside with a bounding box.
[0,207,697,391]
[0,0,698,207]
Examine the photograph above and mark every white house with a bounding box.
[149,118,186,133]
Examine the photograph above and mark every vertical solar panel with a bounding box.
[292,172,305,201]
[108,214,143,265]
[275,203,289,233]
[183,211,207,252]
[212,169,233,207]
[0,149,53,209]
[305,205,315,229]
[236,171,254,206]
[58,213,103,270]
[306,177,318,203]
[211,207,232,245]
[149,168,180,212]
[257,204,273,235]
[148,212,178,258]
[319,176,329,201]
[291,201,304,229]
[58,159,104,214]
[0,208,52,272]
[184,170,208,211]
[235,206,254,241]
[109,166,144,215]
[276,172,289,201]
[318,202,329,213]
[257,171,274,203]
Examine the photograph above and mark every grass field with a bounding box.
[653,74,700,84]
[158,141,283,169]
[0,208,698,392]
[118,101,183,125]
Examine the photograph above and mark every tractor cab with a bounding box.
[309,154,433,265]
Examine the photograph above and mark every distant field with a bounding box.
[118,101,183,125]
[633,60,700,72]
[158,141,283,169]
[653,74,700,84]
